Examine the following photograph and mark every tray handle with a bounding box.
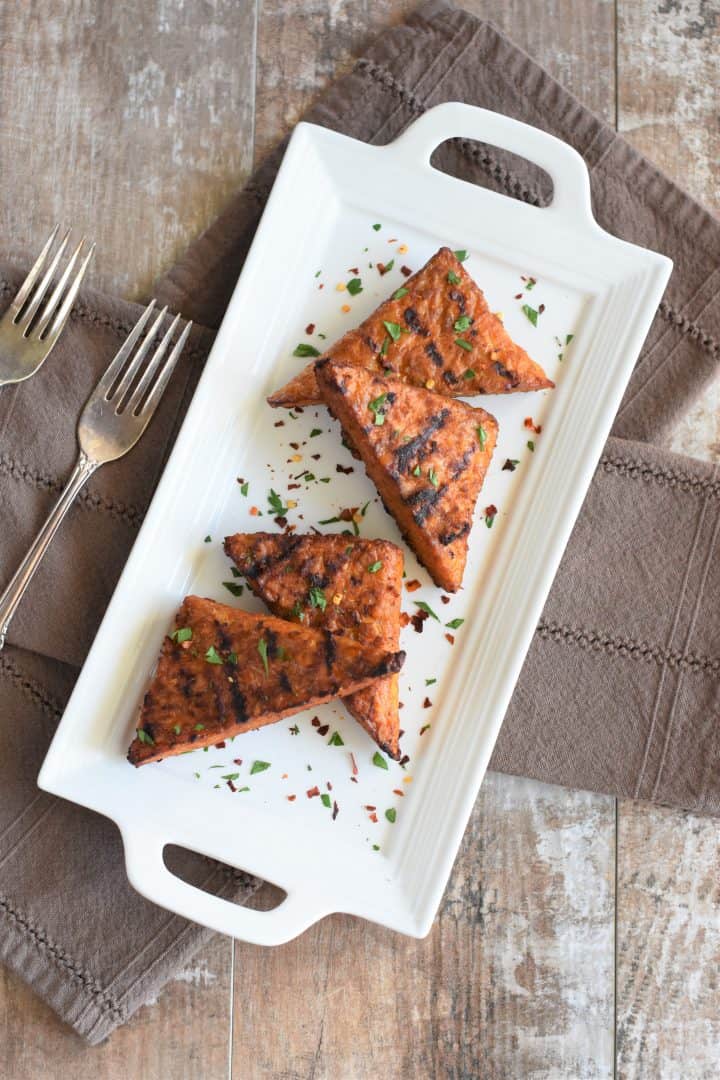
[122,827,328,945]
[388,102,594,226]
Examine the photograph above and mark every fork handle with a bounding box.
[0,450,97,650]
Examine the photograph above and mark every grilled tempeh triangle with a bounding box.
[128,595,405,765]
[223,532,404,759]
[269,247,553,408]
[315,360,498,592]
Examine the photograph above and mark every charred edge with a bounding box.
[369,650,406,678]
[425,342,444,368]
[442,369,459,386]
[493,360,519,386]
[404,308,428,336]
[230,533,305,579]
[394,409,450,474]
[315,358,347,396]
[439,521,471,546]
[323,630,337,673]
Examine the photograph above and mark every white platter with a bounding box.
[38,104,671,944]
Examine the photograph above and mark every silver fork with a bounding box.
[0,299,192,649]
[0,225,95,387]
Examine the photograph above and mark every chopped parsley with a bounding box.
[308,586,327,612]
[425,677,437,686]
[476,424,487,449]
[392,286,409,300]
[171,627,192,644]
[445,618,464,629]
[414,600,439,621]
[380,336,390,357]
[321,793,332,808]
[428,467,439,488]
[503,458,519,471]
[293,343,321,357]
[566,333,574,344]
[346,277,363,295]
[222,581,244,597]
[268,488,288,516]
[372,223,381,231]
[385,808,397,823]
[290,600,305,621]
[328,731,344,746]
[368,392,389,425]
[382,320,403,342]
[205,645,223,665]
[521,304,539,327]
[463,368,475,380]
[250,760,271,775]
[454,337,472,351]
[289,723,300,735]
[239,480,249,496]
[194,723,205,731]
[367,561,383,573]
[447,270,460,285]
[172,724,182,735]
[221,773,240,782]
[453,249,469,262]
[383,259,395,274]
[372,751,389,770]
[136,728,154,745]
[527,439,535,452]
[412,465,421,476]
[257,638,269,676]
[454,315,472,332]
[204,535,211,543]
[310,428,322,437]
[230,566,243,578]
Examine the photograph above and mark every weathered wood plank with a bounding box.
[616,4,720,1075]
[0,934,232,1079]
[0,0,257,300]
[232,775,615,1079]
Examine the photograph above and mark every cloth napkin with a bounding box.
[1,0,718,1043]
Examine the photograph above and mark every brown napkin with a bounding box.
[1,0,718,1043]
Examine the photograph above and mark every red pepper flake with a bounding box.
[399,611,411,627]
[332,800,339,820]
[411,609,429,633]
[288,482,301,490]
[311,716,320,727]
[227,780,237,792]
[387,238,398,243]
[399,728,404,737]
[214,740,226,749]
[233,758,242,766]
[317,724,330,737]
[274,420,285,427]
[445,633,455,645]
[307,786,320,798]
[350,752,358,776]
[311,453,321,461]
[440,595,450,605]
[326,781,332,791]
[538,303,545,314]
[502,459,518,472]
[290,441,300,450]
[305,322,315,334]
[369,812,378,823]
[423,697,432,708]
[485,504,498,527]
[523,417,542,434]
[377,261,391,276]
[398,702,404,710]
[420,724,431,735]
[364,805,376,811]
[399,754,410,767]
[393,788,405,797]
[350,775,358,783]
[336,463,354,474]
[281,772,288,779]
[514,292,523,300]
[404,579,422,592]
[401,265,412,277]
[287,794,297,801]
[249,506,259,516]
[318,283,324,289]
[347,266,359,274]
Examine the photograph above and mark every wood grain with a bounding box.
[0,0,257,300]
[232,774,616,1080]
[0,933,232,1079]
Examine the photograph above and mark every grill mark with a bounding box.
[493,359,519,386]
[278,669,292,694]
[234,534,304,579]
[406,485,442,525]
[264,627,280,659]
[307,570,329,589]
[404,307,428,336]
[425,342,444,368]
[394,409,450,474]
[227,679,248,723]
[442,369,459,386]
[439,521,471,546]
[323,630,337,673]
[449,289,466,312]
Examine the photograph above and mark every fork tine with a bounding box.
[110,305,167,406]
[92,299,157,400]
[43,242,95,343]
[126,312,182,413]
[17,228,71,331]
[35,236,85,338]
[139,321,193,417]
[10,224,60,316]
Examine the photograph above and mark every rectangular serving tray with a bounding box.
[38,104,672,945]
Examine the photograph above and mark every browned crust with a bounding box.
[315,360,498,592]
[269,247,553,407]
[223,532,404,759]
[128,595,405,765]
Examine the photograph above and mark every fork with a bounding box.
[0,299,192,649]
[0,225,95,387]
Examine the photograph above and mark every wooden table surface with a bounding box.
[1,2,718,1077]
